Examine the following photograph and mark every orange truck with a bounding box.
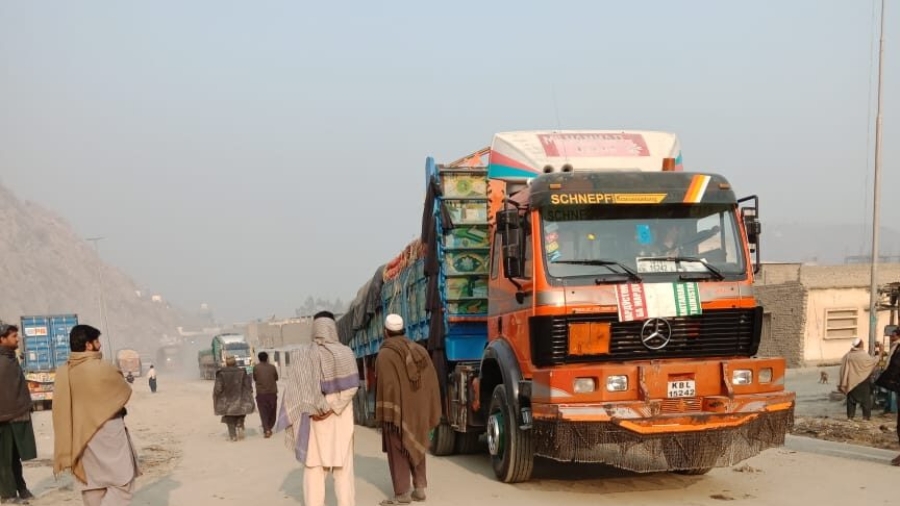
[337,130,794,482]
[116,349,142,377]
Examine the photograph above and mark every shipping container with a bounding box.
[20,313,78,408]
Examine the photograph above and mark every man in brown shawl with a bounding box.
[375,314,441,505]
[52,324,139,506]
[213,356,255,441]
[838,337,879,421]
[0,324,36,504]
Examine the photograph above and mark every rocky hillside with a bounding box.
[0,183,188,353]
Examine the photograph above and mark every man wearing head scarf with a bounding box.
[0,324,36,504]
[52,324,139,506]
[276,311,358,506]
[839,337,879,421]
[876,328,900,465]
[375,314,441,506]
[213,356,255,442]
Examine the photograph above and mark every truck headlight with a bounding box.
[732,369,753,385]
[758,368,773,384]
[573,377,596,394]
[606,375,628,392]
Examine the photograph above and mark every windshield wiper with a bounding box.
[552,259,643,282]
[638,256,726,280]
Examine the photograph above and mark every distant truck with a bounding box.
[20,314,78,410]
[198,349,216,380]
[156,344,183,371]
[116,349,142,377]
[198,333,253,379]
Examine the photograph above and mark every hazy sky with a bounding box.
[1,1,897,323]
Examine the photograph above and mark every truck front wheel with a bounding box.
[486,384,533,483]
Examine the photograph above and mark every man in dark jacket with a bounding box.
[213,356,255,441]
[876,328,900,465]
[252,351,278,438]
[0,324,36,504]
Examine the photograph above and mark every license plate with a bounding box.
[667,380,696,398]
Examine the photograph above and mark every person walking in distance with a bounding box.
[276,311,358,506]
[252,351,279,438]
[0,324,36,504]
[52,324,140,506]
[375,314,441,505]
[838,337,879,421]
[213,356,255,441]
[147,365,157,393]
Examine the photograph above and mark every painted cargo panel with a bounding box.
[20,314,77,372]
[487,130,683,183]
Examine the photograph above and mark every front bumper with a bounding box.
[530,393,795,472]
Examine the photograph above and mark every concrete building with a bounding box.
[755,262,900,367]
[243,318,314,349]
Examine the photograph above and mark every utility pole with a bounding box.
[86,236,113,358]
[868,0,886,353]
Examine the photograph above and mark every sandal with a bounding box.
[379,495,411,505]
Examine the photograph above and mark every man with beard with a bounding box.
[53,324,139,506]
[0,324,36,504]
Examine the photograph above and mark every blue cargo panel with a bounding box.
[20,314,77,372]
[50,315,77,367]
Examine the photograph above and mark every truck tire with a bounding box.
[430,421,457,456]
[454,430,482,454]
[486,384,533,483]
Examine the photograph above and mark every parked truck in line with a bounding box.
[198,333,253,379]
[116,349,142,377]
[20,314,78,410]
[337,130,795,482]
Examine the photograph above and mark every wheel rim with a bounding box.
[487,411,504,456]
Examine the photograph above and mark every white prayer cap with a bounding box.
[852,337,863,348]
[384,314,404,332]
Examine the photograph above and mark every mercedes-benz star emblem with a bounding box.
[640,318,672,350]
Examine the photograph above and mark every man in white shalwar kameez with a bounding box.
[276,311,358,506]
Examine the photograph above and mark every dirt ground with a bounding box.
[787,365,899,451]
[15,363,900,505]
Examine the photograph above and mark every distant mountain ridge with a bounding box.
[764,222,900,264]
[0,183,189,354]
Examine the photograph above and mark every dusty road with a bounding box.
[20,372,899,506]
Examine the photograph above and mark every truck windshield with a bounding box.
[225,343,250,354]
[541,204,746,281]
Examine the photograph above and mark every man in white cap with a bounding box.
[374,314,441,505]
[839,337,878,421]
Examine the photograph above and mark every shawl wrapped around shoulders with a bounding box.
[375,335,441,465]
[52,351,132,484]
[276,317,358,463]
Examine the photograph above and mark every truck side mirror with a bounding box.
[497,209,520,230]
[503,243,524,279]
[497,208,524,279]
[738,195,761,274]
[745,217,761,243]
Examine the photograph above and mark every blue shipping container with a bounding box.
[20,314,78,372]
